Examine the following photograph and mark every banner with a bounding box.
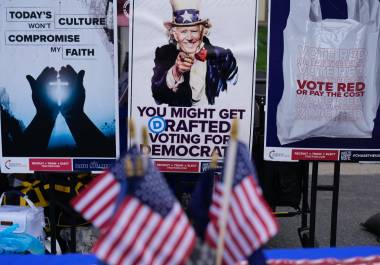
[128,0,258,173]
[264,0,380,162]
[0,0,119,173]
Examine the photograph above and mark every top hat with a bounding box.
[164,0,209,28]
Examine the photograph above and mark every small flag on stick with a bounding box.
[93,158,196,265]
[207,135,279,264]
[71,170,120,233]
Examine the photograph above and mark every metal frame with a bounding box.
[308,161,341,247]
[274,161,341,248]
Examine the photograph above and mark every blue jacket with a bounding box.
[151,37,238,106]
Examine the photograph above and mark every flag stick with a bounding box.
[211,149,219,170]
[142,126,149,155]
[124,156,134,176]
[140,126,150,173]
[136,156,144,176]
[124,119,136,177]
[215,119,238,265]
[128,118,136,146]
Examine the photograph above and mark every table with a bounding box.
[0,246,378,265]
[264,246,380,260]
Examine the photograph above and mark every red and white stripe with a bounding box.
[93,196,196,265]
[206,175,279,265]
[267,255,380,265]
[71,171,120,232]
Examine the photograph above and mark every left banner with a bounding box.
[0,0,119,173]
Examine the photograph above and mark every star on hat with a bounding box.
[181,10,194,23]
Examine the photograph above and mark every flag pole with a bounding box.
[124,119,136,176]
[140,126,150,174]
[142,126,149,155]
[211,149,219,170]
[124,156,134,176]
[215,119,238,265]
[128,118,136,146]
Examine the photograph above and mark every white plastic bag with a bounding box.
[0,192,45,246]
[276,0,380,145]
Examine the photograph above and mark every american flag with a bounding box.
[267,256,380,265]
[71,147,141,232]
[71,170,120,233]
[93,158,196,265]
[206,142,279,265]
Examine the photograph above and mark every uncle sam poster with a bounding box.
[0,0,119,173]
[128,0,258,172]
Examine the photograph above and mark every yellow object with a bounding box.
[124,157,134,176]
[230,119,238,140]
[142,126,149,146]
[211,149,219,169]
[129,119,136,140]
[20,180,48,207]
[135,156,144,176]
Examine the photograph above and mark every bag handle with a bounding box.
[347,0,364,21]
[309,0,322,22]
[347,0,370,22]
[289,0,315,25]
[290,0,379,25]
[288,0,326,24]
[370,0,380,28]
[364,0,379,27]
[0,191,37,209]
[347,0,380,27]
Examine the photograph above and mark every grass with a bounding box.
[256,25,268,73]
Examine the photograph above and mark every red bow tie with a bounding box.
[194,48,208,62]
